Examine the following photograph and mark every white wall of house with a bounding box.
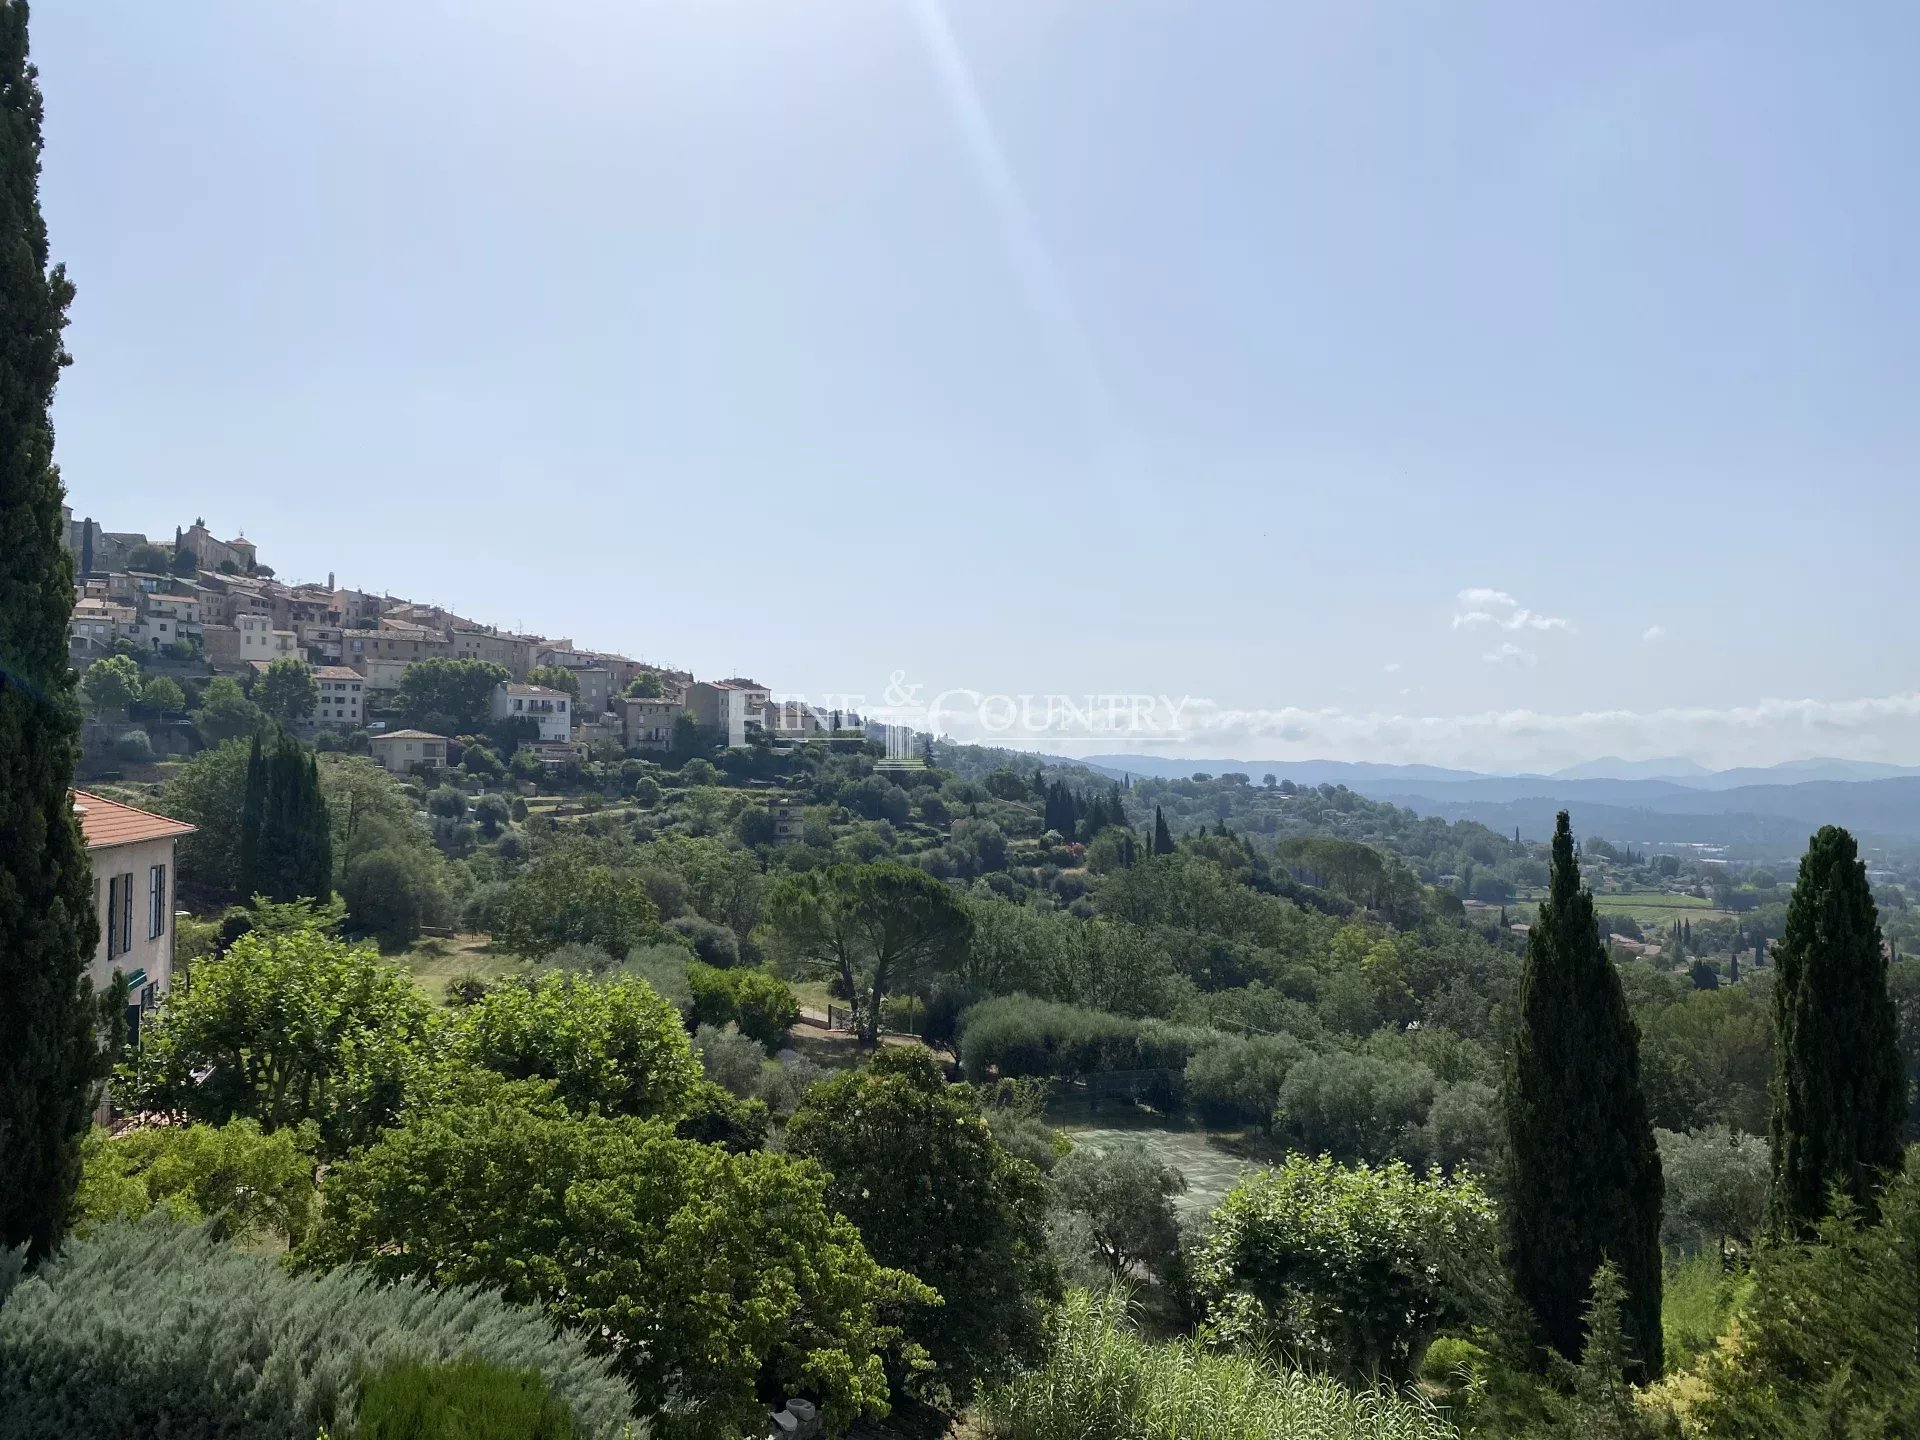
[88,835,180,1011]
[492,683,571,742]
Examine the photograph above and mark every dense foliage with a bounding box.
[302,1076,926,1439]
[239,731,333,903]
[0,1217,634,1440]
[786,1049,1059,1401]
[72,1119,316,1248]
[349,1356,583,1440]
[684,961,798,1048]
[118,929,439,1152]
[0,0,97,1263]
[1194,1155,1497,1385]
[495,844,660,959]
[453,971,699,1120]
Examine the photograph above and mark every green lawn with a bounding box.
[401,932,524,1003]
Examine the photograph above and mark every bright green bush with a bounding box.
[301,1078,920,1438]
[980,1288,1458,1440]
[454,972,699,1121]
[73,1119,317,1247]
[114,928,441,1153]
[0,1218,634,1440]
[685,964,797,1048]
[1193,1155,1497,1385]
[351,1356,579,1440]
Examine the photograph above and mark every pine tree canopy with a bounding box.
[1768,824,1903,1236]
[1503,811,1664,1380]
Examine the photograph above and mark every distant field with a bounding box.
[1594,893,1733,927]
[1513,889,1730,928]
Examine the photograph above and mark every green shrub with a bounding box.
[665,915,738,967]
[1185,1034,1310,1130]
[114,728,155,763]
[685,964,797,1048]
[692,1024,765,1097]
[352,1357,578,1440]
[1194,1155,1497,1385]
[671,1078,770,1154]
[958,996,1211,1081]
[1271,1051,1436,1164]
[0,1218,633,1440]
[1660,1251,1743,1374]
[980,1288,1459,1440]
[73,1120,317,1247]
[454,972,698,1121]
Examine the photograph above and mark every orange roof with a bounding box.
[71,790,196,851]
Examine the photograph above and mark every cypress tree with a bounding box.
[242,735,332,903]
[0,0,101,1260]
[1503,812,1663,1379]
[1152,806,1174,857]
[238,733,266,894]
[296,752,333,900]
[1767,825,1903,1236]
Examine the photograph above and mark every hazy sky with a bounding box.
[34,1,1920,770]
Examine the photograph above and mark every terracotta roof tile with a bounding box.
[71,791,196,851]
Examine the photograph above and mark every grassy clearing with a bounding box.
[790,979,834,1015]
[401,932,524,1003]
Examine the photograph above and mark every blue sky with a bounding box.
[33,1,1920,770]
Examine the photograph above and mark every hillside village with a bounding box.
[12,4,1920,1431]
[62,508,859,771]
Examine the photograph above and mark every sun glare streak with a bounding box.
[906,0,1131,473]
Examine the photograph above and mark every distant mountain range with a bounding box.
[1075,754,1920,849]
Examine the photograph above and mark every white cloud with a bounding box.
[1383,662,1402,673]
[1005,689,1920,772]
[1483,642,1537,666]
[1643,624,1667,643]
[1452,588,1571,633]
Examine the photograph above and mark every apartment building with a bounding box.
[492,682,571,742]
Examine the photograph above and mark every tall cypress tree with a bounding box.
[0,0,100,1260]
[295,751,333,900]
[1768,825,1903,1236]
[1504,812,1663,1379]
[1152,806,1174,856]
[238,733,265,894]
[240,734,332,903]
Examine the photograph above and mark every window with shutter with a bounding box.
[150,864,167,940]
